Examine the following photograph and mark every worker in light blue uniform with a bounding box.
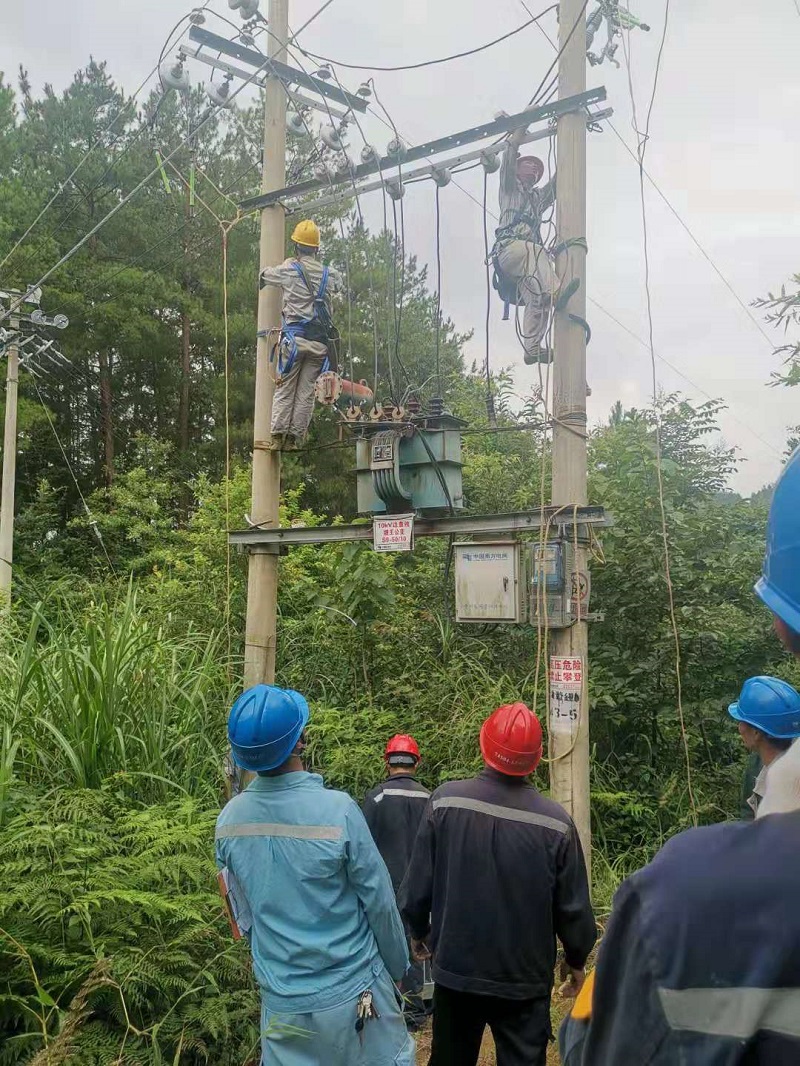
[216,684,415,1066]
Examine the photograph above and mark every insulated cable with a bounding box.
[296,7,558,72]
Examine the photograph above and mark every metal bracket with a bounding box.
[229,506,612,550]
[239,87,607,212]
[188,26,367,113]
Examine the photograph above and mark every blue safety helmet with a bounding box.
[228,684,310,772]
[728,676,800,739]
[755,447,800,635]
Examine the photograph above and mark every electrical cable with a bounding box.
[526,0,590,106]
[482,170,496,426]
[623,1,698,825]
[434,183,443,397]
[0,50,276,323]
[0,7,211,274]
[290,0,338,41]
[297,7,558,72]
[29,376,116,575]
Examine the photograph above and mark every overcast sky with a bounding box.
[3,0,798,493]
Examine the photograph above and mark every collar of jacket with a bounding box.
[479,766,531,787]
[247,771,323,791]
[383,772,418,783]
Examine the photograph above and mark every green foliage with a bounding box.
[0,791,259,1065]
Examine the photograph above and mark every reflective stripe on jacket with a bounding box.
[215,771,409,1013]
[577,812,800,1064]
[399,768,596,999]
[362,774,431,892]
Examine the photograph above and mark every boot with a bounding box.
[283,434,299,452]
[268,432,286,450]
[524,343,553,365]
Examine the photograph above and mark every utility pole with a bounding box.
[550,0,591,872]
[0,316,20,607]
[243,0,288,690]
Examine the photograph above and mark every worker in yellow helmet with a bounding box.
[259,219,343,449]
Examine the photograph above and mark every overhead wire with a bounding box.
[0,49,277,324]
[296,6,558,72]
[0,7,211,274]
[623,1,698,825]
[29,376,116,575]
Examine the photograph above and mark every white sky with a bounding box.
[3,0,799,493]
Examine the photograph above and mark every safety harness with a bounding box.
[491,211,546,320]
[277,261,334,376]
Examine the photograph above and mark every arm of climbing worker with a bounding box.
[554,823,597,974]
[325,264,344,295]
[397,798,434,945]
[259,258,295,290]
[578,878,671,1064]
[539,171,557,212]
[344,800,409,981]
[500,130,523,195]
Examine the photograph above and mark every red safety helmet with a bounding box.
[516,155,544,185]
[385,734,421,763]
[480,703,543,776]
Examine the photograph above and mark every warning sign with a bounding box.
[373,514,414,552]
[549,656,583,736]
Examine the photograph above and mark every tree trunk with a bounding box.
[98,350,114,488]
[179,304,190,454]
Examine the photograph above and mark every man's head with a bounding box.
[516,155,544,189]
[756,447,800,655]
[228,684,310,775]
[480,702,543,777]
[384,734,420,776]
[728,676,800,761]
[291,219,321,257]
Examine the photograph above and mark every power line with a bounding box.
[290,0,338,41]
[297,6,557,72]
[0,6,211,273]
[624,0,698,825]
[0,52,275,324]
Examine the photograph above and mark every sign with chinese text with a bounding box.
[549,656,583,736]
[373,514,414,552]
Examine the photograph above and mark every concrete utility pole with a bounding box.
[0,317,19,607]
[550,0,591,871]
[243,0,288,690]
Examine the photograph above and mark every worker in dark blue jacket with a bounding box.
[560,446,800,1064]
[401,702,596,1066]
[363,734,431,1030]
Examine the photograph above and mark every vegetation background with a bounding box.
[1,63,799,1064]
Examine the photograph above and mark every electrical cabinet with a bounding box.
[528,540,576,629]
[454,541,523,623]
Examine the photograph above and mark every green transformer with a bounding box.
[355,411,465,516]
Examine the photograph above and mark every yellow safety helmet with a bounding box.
[291,219,320,249]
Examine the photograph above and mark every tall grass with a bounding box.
[0,589,234,808]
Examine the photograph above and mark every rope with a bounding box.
[481,170,496,427]
[623,2,698,825]
[220,225,234,673]
[434,183,443,397]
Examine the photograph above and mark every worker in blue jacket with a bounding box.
[560,447,800,1064]
[216,684,414,1066]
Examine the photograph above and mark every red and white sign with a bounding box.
[373,514,414,552]
[549,656,583,736]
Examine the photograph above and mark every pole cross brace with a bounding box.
[229,506,612,551]
[239,87,607,212]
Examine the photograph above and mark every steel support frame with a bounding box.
[239,87,607,212]
[281,110,613,217]
[188,26,367,112]
[229,506,611,550]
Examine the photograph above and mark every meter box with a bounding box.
[528,540,575,629]
[454,541,523,623]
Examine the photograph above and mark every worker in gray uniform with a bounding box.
[259,218,342,449]
[493,128,557,365]
[363,734,430,1030]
